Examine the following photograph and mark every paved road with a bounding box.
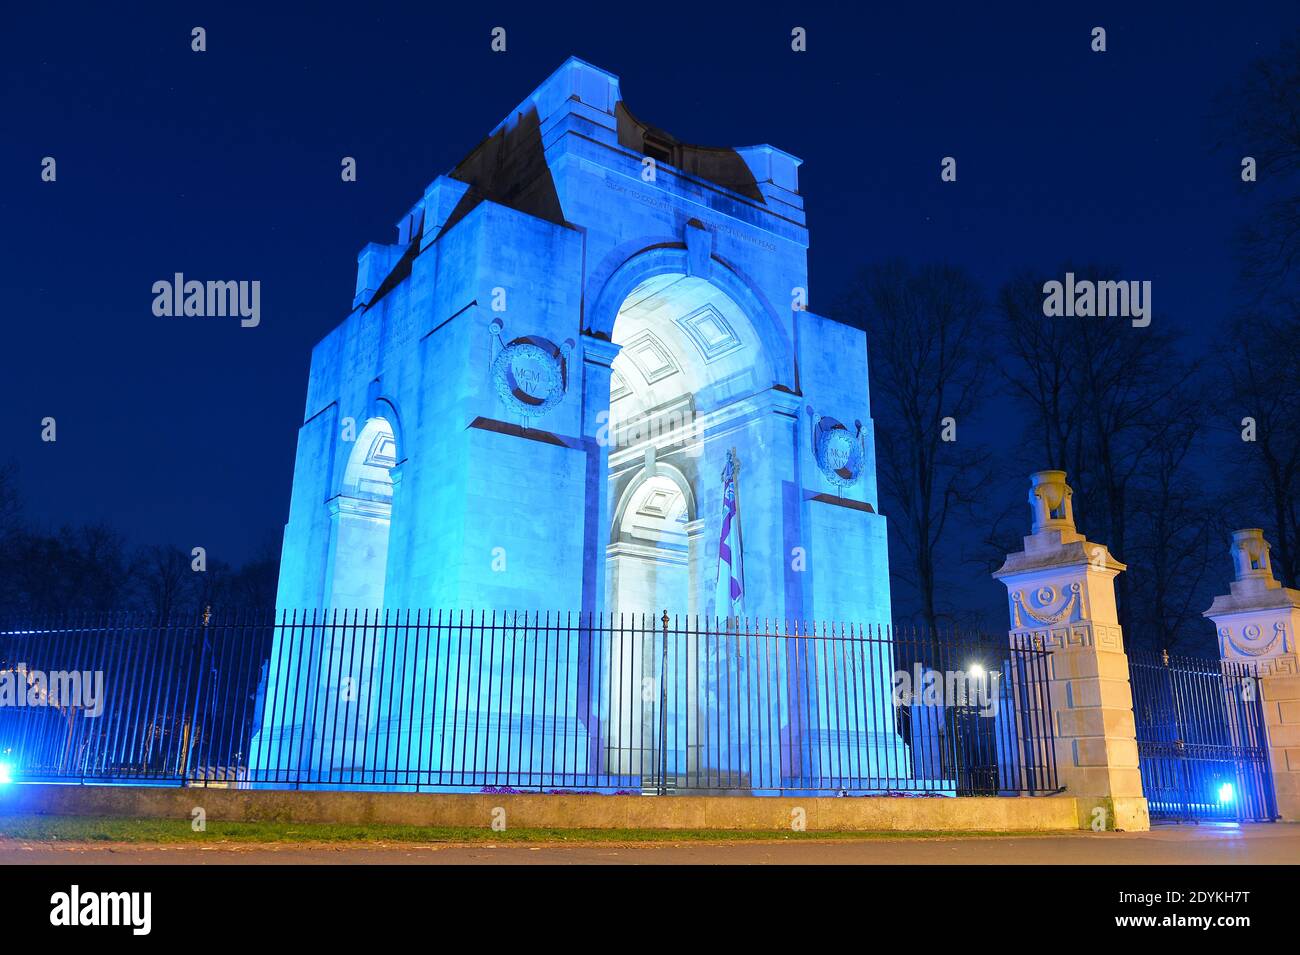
[1,824,1294,864]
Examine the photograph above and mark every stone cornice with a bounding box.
[993,537,1125,579]
[327,495,392,520]
[1203,586,1300,618]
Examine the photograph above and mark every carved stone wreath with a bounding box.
[811,414,865,488]
[490,333,569,419]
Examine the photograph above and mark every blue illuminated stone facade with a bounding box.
[254,59,901,789]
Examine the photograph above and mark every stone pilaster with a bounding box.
[1205,529,1300,821]
[580,333,623,616]
[993,470,1149,830]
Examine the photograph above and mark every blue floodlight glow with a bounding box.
[0,762,12,785]
[1218,782,1235,804]
[251,59,903,788]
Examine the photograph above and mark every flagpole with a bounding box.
[738,449,748,628]
[730,447,745,627]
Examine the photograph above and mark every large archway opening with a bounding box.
[602,271,773,780]
[605,272,769,619]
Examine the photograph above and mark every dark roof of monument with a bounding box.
[434,66,766,240]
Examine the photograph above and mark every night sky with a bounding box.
[2,3,1295,586]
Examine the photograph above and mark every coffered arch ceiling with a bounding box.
[609,272,766,426]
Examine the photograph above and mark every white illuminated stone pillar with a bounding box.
[1205,529,1300,821]
[993,470,1149,830]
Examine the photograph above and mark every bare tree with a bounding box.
[1216,30,1300,301]
[71,523,131,609]
[998,274,1084,478]
[0,464,22,613]
[0,463,19,541]
[1223,309,1300,587]
[132,545,197,621]
[839,262,992,639]
[1124,383,1222,651]
[998,267,1203,636]
[0,463,282,618]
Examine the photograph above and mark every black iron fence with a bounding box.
[0,611,1058,796]
[1130,649,1276,822]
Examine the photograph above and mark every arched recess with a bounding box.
[607,463,697,618]
[327,415,399,611]
[368,394,408,468]
[609,462,697,544]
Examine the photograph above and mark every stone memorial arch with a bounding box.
[256,58,899,787]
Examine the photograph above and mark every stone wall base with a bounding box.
[1067,794,1150,831]
[0,784,1085,832]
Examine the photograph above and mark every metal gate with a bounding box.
[1130,649,1276,823]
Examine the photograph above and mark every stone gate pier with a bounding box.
[994,470,1149,830]
[1206,528,1300,821]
